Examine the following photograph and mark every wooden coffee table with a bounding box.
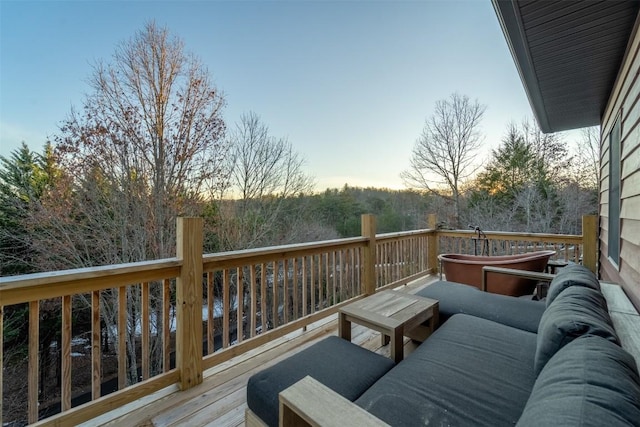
[339,290,439,363]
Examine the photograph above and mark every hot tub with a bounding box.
[438,250,556,296]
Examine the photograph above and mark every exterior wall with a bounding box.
[600,14,640,310]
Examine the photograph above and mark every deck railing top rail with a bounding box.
[376,228,433,241]
[202,236,368,269]
[437,229,584,243]
[0,258,182,306]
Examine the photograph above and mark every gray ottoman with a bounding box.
[246,335,395,427]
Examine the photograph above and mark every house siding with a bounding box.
[601,13,640,311]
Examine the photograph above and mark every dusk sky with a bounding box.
[0,0,580,191]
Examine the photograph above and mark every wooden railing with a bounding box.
[0,214,596,426]
[438,230,583,260]
[437,216,598,271]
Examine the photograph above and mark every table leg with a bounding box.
[381,333,390,346]
[431,308,439,333]
[390,328,403,363]
[339,312,351,341]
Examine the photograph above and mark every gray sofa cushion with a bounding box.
[356,314,537,427]
[246,335,395,427]
[546,264,600,306]
[518,336,640,427]
[535,286,619,375]
[416,280,545,333]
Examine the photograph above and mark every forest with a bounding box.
[0,22,599,423]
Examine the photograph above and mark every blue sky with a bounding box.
[1,0,561,190]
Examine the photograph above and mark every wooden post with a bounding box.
[361,214,377,295]
[427,214,439,274]
[176,217,204,390]
[582,214,598,274]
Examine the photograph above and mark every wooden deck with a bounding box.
[78,277,640,427]
[82,316,420,427]
[81,278,436,427]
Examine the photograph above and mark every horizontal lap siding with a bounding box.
[601,14,640,311]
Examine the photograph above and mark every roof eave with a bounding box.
[492,0,552,133]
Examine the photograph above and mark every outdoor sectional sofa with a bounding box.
[246,265,640,426]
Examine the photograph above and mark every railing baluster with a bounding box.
[415,236,420,271]
[28,300,39,424]
[375,243,386,288]
[391,239,400,282]
[162,279,171,372]
[92,290,101,399]
[250,264,257,338]
[141,282,150,380]
[260,263,267,333]
[382,242,387,286]
[318,255,323,309]
[390,241,395,282]
[408,238,412,276]
[283,259,289,324]
[357,248,362,293]
[223,269,230,348]
[61,294,72,411]
[118,287,127,389]
[273,261,279,327]
[395,240,399,280]
[302,257,308,317]
[327,251,338,305]
[237,267,244,343]
[310,256,316,313]
[207,272,214,354]
[415,237,419,273]
[575,245,584,264]
[324,252,333,307]
[339,250,344,302]
[380,243,385,287]
[345,249,351,298]
[351,249,361,297]
[293,258,299,320]
[385,242,390,285]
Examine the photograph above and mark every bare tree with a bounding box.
[402,93,486,228]
[575,126,600,191]
[54,21,226,263]
[217,112,314,250]
[553,126,600,234]
[30,22,226,385]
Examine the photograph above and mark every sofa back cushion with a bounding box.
[535,286,619,375]
[546,264,600,307]
[415,280,545,333]
[518,336,640,427]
